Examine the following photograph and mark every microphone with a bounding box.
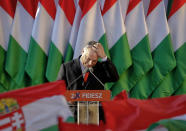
[67,67,89,90]
[88,67,105,89]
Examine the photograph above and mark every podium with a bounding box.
[65,90,110,125]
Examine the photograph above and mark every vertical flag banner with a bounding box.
[25,0,57,85]
[64,0,82,62]
[0,80,73,131]
[131,0,176,99]
[0,0,17,91]
[73,0,109,59]
[103,94,186,131]
[152,0,186,98]
[101,0,132,95]
[46,0,76,82]
[120,0,153,97]
[5,0,39,88]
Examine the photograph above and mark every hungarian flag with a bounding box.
[64,0,82,62]
[124,0,153,95]
[131,0,176,99]
[103,94,186,131]
[72,0,109,59]
[151,0,186,98]
[101,0,132,96]
[5,0,39,88]
[0,80,73,131]
[25,0,57,85]
[46,0,76,82]
[0,0,17,92]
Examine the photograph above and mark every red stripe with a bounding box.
[59,0,76,25]
[168,0,185,19]
[19,0,39,18]
[147,0,162,16]
[79,0,96,19]
[0,0,17,18]
[102,0,117,15]
[40,0,57,20]
[126,0,141,15]
[0,80,66,107]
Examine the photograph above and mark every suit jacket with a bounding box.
[58,57,119,90]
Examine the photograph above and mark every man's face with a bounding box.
[81,48,98,68]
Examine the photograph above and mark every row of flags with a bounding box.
[0,0,186,99]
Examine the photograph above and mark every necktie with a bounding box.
[84,72,89,83]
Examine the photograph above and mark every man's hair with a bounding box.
[88,40,98,46]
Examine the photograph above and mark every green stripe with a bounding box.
[99,33,110,58]
[151,43,186,98]
[25,37,48,85]
[0,45,18,90]
[64,43,74,62]
[5,35,29,87]
[174,80,186,95]
[0,45,5,75]
[129,34,176,99]
[147,119,186,131]
[40,125,58,131]
[109,33,132,75]
[111,35,153,97]
[46,41,63,82]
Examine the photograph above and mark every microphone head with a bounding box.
[89,67,94,72]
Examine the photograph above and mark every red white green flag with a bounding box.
[103,94,186,131]
[5,0,39,88]
[0,0,17,91]
[72,0,109,59]
[25,0,57,85]
[131,0,176,99]
[101,0,132,96]
[151,0,186,98]
[0,80,73,130]
[46,0,76,82]
[124,0,153,96]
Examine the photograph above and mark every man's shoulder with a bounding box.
[63,58,79,67]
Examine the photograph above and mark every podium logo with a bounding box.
[65,90,111,101]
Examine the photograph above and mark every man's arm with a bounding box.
[100,58,119,82]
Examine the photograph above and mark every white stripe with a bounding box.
[171,114,186,121]
[0,118,10,126]
[119,0,129,22]
[168,4,186,51]
[23,95,72,131]
[11,1,34,52]
[146,1,169,51]
[103,1,126,49]
[0,7,13,50]
[69,6,82,50]
[32,3,54,54]
[73,1,105,58]
[125,1,148,49]
[52,5,72,55]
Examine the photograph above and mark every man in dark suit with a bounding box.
[57,41,119,90]
[57,40,119,123]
